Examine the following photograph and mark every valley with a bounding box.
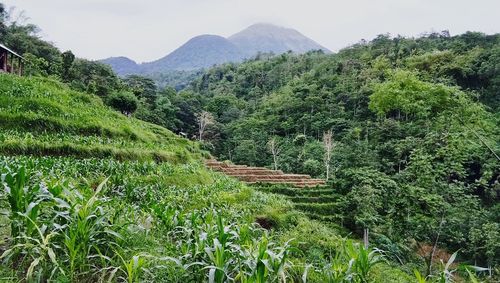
[0,1,499,282]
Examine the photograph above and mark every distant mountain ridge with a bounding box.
[100,23,330,76]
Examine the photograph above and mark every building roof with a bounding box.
[0,43,24,59]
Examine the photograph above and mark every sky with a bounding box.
[3,0,500,63]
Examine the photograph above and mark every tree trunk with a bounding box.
[363,228,369,249]
[325,164,330,181]
[427,216,445,276]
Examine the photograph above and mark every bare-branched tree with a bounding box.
[267,136,282,170]
[196,110,214,142]
[323,129,334,181]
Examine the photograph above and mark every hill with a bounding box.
[2,2,496,280]
[0,74,202,163]
[99,56,140,76]
[178,31,500,276]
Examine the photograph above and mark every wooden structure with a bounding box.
[0,43,23,75]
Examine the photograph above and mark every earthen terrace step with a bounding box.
[205,159,326,188]
[224,170,285,176]
[230,175,312,181]
[247,181,326,188]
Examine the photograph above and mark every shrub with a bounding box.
[303,158,323,177]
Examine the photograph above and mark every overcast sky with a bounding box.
[3,0,499,63]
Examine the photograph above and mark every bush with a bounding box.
[303,158,323,176]
[106,91,139,115]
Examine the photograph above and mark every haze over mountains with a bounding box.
[101,23,330,76]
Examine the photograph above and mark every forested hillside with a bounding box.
[173,31,500,275]
[5,74,406,282]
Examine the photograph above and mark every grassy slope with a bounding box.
[0,74,204,163]
[0,74,411,282]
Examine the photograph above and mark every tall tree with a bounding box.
[196,110,215,142]
[61,50,75,81]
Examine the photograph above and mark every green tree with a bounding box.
[23,53,49,76]
[106,91,138,115]
[61,50,75,81]
[123,75,157,105]
[369,70,454,119]
[69,59,120,97]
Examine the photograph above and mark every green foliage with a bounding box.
[303,159,323,177]
[469,223,500,267]
[123,75,157,105]
[61,50,75,81]
[23,53,50,76]
[106,91,139,115]
[321,239,385,283]
[67,59,121,97]
[1,157,395,282]
[0,167,123,282]
[148,69,204,90]
[1,6,499,280]
[173,31,500,279]
[369,70,455,118]
[340,168,397,230]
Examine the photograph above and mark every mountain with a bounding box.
[229,23,330,56]
[141,34,244,73]
[100,56,140,76]
[100,23,330,75]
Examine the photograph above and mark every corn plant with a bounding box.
[320,239,384,283]
[349,243,384,282]
[0,212,63,282]
[1,166,41,239]
[62,178,125,281]
[0,164,128,282]
[413,251,488,283]
[205,238,232,283]
[236,237,295,283]
[111,253,150,283]
[322,253,355,283]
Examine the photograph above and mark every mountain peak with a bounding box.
[100,56,139,76]
[186,34,227,42]
[229,23,330,56]
[238,23,298,33]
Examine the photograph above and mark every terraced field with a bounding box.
[206,159,326,187]
[205,160,341,225]
[256,185,345,227]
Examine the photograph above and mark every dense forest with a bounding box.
[169,32,500,273]
[1,2,499,282]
